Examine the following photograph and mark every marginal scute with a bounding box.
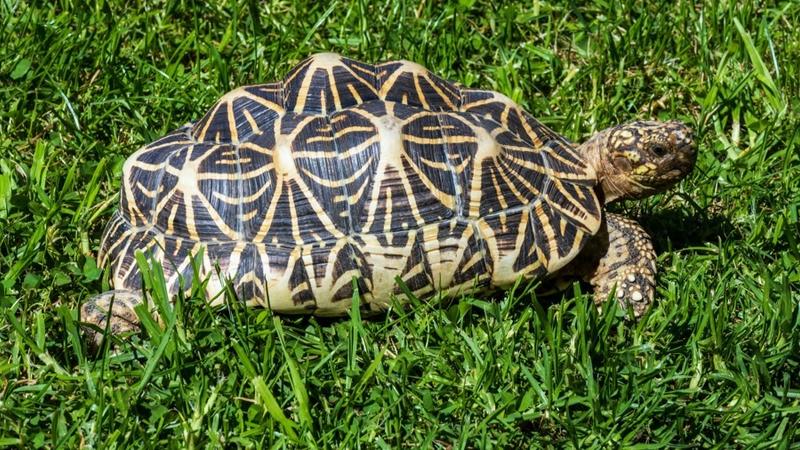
[99,214,155,293]
[287,246,316,307]
[530,199,589,273]
[395,233,433,297]
[106,53,603,315]
[420,219,491,293]
[476,209,544,287]
[352,230,419,308]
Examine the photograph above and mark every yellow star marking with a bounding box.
[413,73,429,109]
[326,67,342,111]
[226,100,239,143]
[242,109,261,135]
[347,83,363,103]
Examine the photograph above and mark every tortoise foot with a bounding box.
[81,290,143,348]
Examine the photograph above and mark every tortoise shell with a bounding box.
[100,53,602,315]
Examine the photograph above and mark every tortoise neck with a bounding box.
[576,130,625,205]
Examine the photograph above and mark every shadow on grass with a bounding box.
[637,206,738,253]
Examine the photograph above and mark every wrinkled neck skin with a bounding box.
[575,130,627,204]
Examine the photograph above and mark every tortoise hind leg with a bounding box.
[81,290,144,348]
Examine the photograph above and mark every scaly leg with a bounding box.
[559,212,657,316]
[591,213,657,316]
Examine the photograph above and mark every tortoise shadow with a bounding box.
[634,205,738,253]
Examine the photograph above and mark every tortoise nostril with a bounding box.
[685,134,697,154]
[673,127,695,154]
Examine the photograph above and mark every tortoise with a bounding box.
[82,53,696,344]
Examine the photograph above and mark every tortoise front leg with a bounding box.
[591,213,657,316]
[568,213,657,317]
[81,290,144,348]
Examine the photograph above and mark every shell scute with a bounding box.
[283,53,379,115]
[377,60,461,111]
[193,84,284,143]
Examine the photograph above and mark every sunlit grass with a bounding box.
[1,0,799,447]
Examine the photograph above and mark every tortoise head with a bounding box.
[581,120,696,203]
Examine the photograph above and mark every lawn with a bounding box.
[1,0,799,447]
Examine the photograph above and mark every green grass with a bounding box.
[1,0,799,447]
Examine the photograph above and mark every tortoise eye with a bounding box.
[652,144,668,157]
